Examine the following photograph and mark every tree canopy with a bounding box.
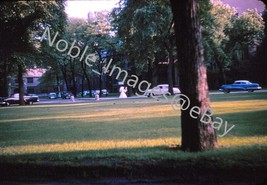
[0,1,67,99]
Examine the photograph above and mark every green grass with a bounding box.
[0,92,267,169]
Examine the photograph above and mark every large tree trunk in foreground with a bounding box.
[170,0,217,151]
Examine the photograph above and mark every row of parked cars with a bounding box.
[144,80,262,97]
[48,89,109,99]
[0,80,262,106]
[81,89,109,96]
[0,93,39,106]
[48,92,73,99]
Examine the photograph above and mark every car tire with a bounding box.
[224,89,230,93]
[248,89,254,92]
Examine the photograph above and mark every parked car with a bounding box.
[0,97,8,106]
[48,92,57,99]
[78,90,90,96]
[146,84,181,97]
[28,94,39,101]
[93,89,109,96]
[4,93,39,105]
[61,92,72,99]
[219,80,262,93]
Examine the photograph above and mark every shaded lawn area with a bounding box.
[0,92,267,182]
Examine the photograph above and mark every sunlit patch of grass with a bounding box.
[219,136,267,148]
[211,100,267,115]
[0,104,178,123]
[1,136,267,156]
[0,137,179,155]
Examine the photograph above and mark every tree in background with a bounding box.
[111,0,175,91]
[0,1,66,104]
[251,9,267,84]
[202,1,236,86]
[170,0,217,151]
[225,9,264,80]
[202,1,264,87]
[40,12,116,97]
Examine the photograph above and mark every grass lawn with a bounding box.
[0,92,267,181]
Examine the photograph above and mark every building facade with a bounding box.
[10,68,46,95]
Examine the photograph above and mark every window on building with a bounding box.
[27,78,34,83]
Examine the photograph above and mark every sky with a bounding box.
[65,0,265,19]
[215,0,265,13]
[65,0,120,19]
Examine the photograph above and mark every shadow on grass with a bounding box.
[0,145,267,184]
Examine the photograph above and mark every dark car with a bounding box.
[4,93,39,105]
[61,92,72,99]
[219,80,262,93]
[0,97,8,106]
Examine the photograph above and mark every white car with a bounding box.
[146,84,181,97]
[93,89,109,96]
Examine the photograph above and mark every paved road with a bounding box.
[34,90,267,105]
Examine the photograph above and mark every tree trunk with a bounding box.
[174,58,180,87]
[167,39,174,95]
[18,63,25,105]
[170,0,217,151]
[70,58,77,97]
[0,58,14,97]
[215,58,226,85]
[96,50,103,97]
[0,75,9,97]
[61,64,70,91]
[81,74,85,97]
[152,65,158,87]
[80,59,92,97]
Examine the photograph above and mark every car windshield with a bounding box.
[234,81,251,84]
[13,94,19,98]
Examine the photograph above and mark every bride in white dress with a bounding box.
[119,86,127,98]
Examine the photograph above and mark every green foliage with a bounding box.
[0,1,67,96]
[0,1,67,57]
[227,10,264,46]
[201,1,236,70]
[111,0,172,74]
[39,14,118,92]
[201,1,264,85]
[38,68,57,89]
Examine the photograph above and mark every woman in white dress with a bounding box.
[119,86,127,98]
